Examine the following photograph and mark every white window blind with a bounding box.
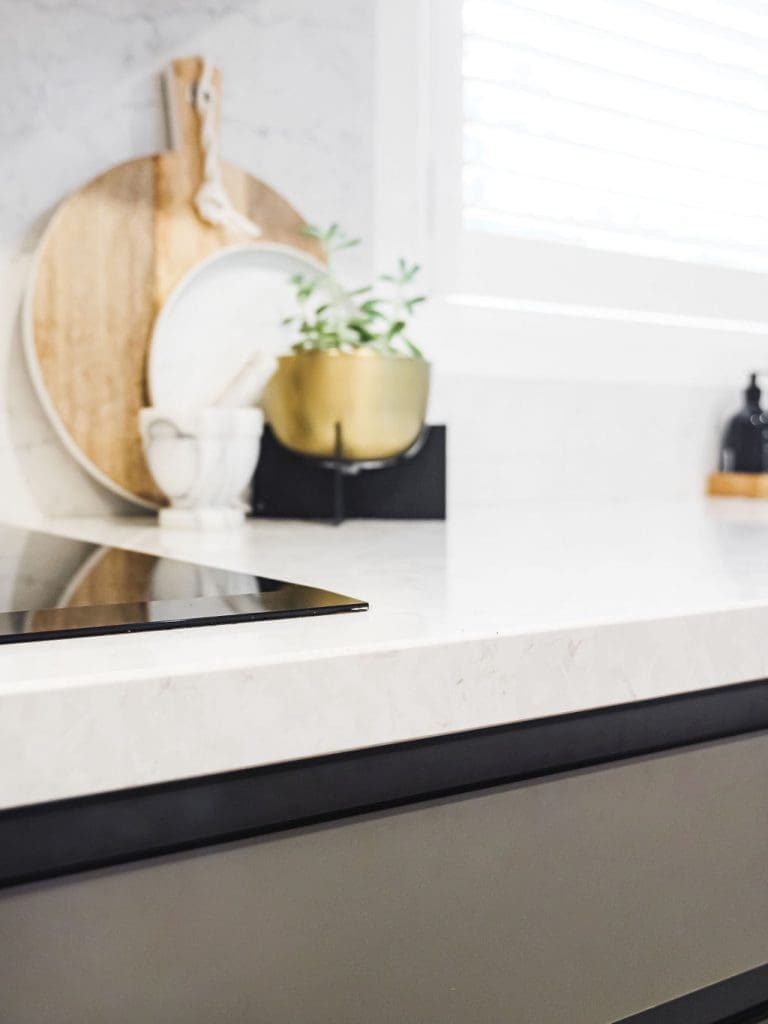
[462,0,768,273]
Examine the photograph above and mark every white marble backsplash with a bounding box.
[0,0,375,517]
[431,372,733,506]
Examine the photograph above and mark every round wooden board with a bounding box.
[24,58,323,507]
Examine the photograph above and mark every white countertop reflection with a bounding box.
[3,498,768,809]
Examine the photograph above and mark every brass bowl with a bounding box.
[263,350,430,460]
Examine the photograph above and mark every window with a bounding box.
[463,0,768,274]
[419,0,768,321]
[374,0,768,381]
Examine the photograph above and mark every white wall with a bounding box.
[432,372,733,505]
[0,0,747,516]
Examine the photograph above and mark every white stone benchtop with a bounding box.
[3,498,768,809]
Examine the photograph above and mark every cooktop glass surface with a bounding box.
[0,526,367,644]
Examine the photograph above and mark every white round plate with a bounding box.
[148,243,325,411]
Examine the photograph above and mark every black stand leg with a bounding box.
[332,422,345,526]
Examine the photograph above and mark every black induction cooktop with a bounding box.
[0,526,367,644]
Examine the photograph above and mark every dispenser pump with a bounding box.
[720,372,768,473]
[746,372,762,408]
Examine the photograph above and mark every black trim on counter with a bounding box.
[613,962,768,1023]
[2,676,768,889]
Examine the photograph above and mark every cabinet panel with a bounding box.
[2,732,768,1023]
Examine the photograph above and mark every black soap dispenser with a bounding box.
[720,373,768,473]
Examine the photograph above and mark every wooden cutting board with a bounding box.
[24,56,323,506]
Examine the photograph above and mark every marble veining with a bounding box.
[3,498,768,809]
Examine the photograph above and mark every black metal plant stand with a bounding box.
[249,423,445,524]
[322,422,431,525]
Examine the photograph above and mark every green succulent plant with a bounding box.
[284,223,426,358]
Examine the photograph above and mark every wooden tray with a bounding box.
[24,56,323,507]
[708,472,768,498]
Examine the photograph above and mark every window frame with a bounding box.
[373,0,768,385]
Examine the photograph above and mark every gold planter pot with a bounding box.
[263,350,430,461]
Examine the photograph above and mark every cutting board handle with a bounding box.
[161,56,260,238]
[163,56,220,165]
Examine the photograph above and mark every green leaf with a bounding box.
[402,338,423,358]
[360,299,383,317]
[348,321,376,342]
